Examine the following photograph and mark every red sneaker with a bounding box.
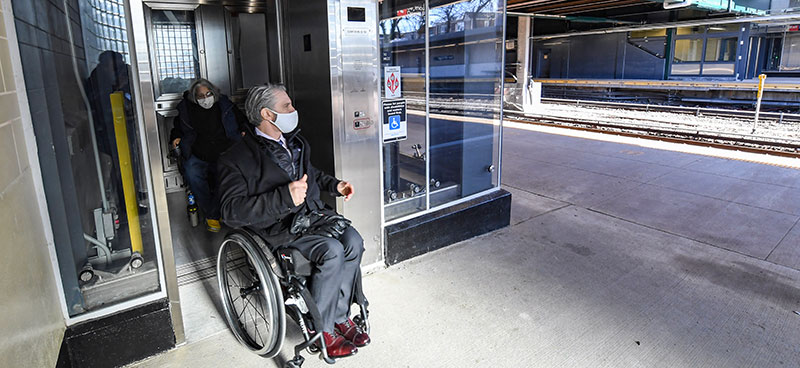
[322,331,357,358]
[335,318,371,347]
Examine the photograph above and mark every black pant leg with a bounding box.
[334,227,364,323]
[287,235,346,333]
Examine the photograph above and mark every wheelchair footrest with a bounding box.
[293,331,335,365]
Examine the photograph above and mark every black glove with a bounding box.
[289,210,312,235]
[308,214,351,239]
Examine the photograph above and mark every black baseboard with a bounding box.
[56,298,175,368]
[385,189,511,265]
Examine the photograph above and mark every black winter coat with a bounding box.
[217,130,342,248]
[170,91,246,160]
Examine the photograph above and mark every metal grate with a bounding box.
[152,11,199,94]
[154,24,197,80]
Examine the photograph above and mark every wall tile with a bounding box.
[0,10,7,38]
[18,44,42,90]
[0,171,62,344]
[0,39,14,91]
[0,122,21,191]
[33,0,51,34]
[0,55,5,93]
[13,20,34,47]
[12,118,28,172]
[10,0,36,26]
[0,91,19,120]
[36,28,51,50]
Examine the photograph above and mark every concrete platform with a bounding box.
[128,124,800,368]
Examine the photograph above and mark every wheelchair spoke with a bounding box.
[253,312,264,346]
[242,293,269,323]
[233,263,251,284]
[237,288,272,349]
[238,296,249,320]
[256,291,271,331]
[248,301,265,348]
[217,236,285,357]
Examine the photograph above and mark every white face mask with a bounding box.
[197,96,215,109]
[267,108,299,133]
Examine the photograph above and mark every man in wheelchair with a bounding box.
[217,84,370,359]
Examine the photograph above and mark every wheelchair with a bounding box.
[216,228,370,368]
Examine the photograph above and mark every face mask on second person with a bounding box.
[197,95,215,109]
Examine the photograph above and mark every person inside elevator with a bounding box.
[170,78,246,232]
[217,84,370,358]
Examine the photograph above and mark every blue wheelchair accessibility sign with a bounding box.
[382,99,407,143]
[389,115,401,130]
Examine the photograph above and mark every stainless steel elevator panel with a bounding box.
[333,1,382,265]
[198,5,233,96]
[285,0,383,265]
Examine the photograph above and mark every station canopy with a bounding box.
[508,0,775,31]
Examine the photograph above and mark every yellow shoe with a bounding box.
[206,219,221,232]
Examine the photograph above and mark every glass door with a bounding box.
[380,0,505,223]
[380,1,429,221]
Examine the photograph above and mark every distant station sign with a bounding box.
[382,99,407,143]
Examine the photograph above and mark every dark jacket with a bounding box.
[170,91,245,160]
[217,129,342,248]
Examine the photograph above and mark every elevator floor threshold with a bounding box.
[168,192,226,286]
[177,256,218,286]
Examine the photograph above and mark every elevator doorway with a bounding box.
[138,0,277,342]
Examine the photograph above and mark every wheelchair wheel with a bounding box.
[217,231,286,357]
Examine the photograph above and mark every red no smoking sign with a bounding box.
[388,73,399,93]
[384,66,402,99]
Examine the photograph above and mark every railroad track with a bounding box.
[541,98,800,124]
[405,97,800,158]
[504,112,800,159]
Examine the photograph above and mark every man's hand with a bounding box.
[289,174,308,206]
[171,138,181,148]
[337,181,354,201]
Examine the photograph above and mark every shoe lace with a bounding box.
[342,319,363,334]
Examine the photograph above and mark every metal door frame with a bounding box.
[144,3,208,177]
[129,0,187,344]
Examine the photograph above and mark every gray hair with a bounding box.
[187,78,220,104]
[245,83,286,125]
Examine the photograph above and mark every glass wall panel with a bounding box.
[380,1,429,221]
[42,0,162,316]
[705,37,737,62]
[380,0,504,222]
[701,63,735,75]
[674,39,704,62]
[671,63,702,75]
[428,0,503,207]
[781,33,800,70]
[765,37,783,71]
